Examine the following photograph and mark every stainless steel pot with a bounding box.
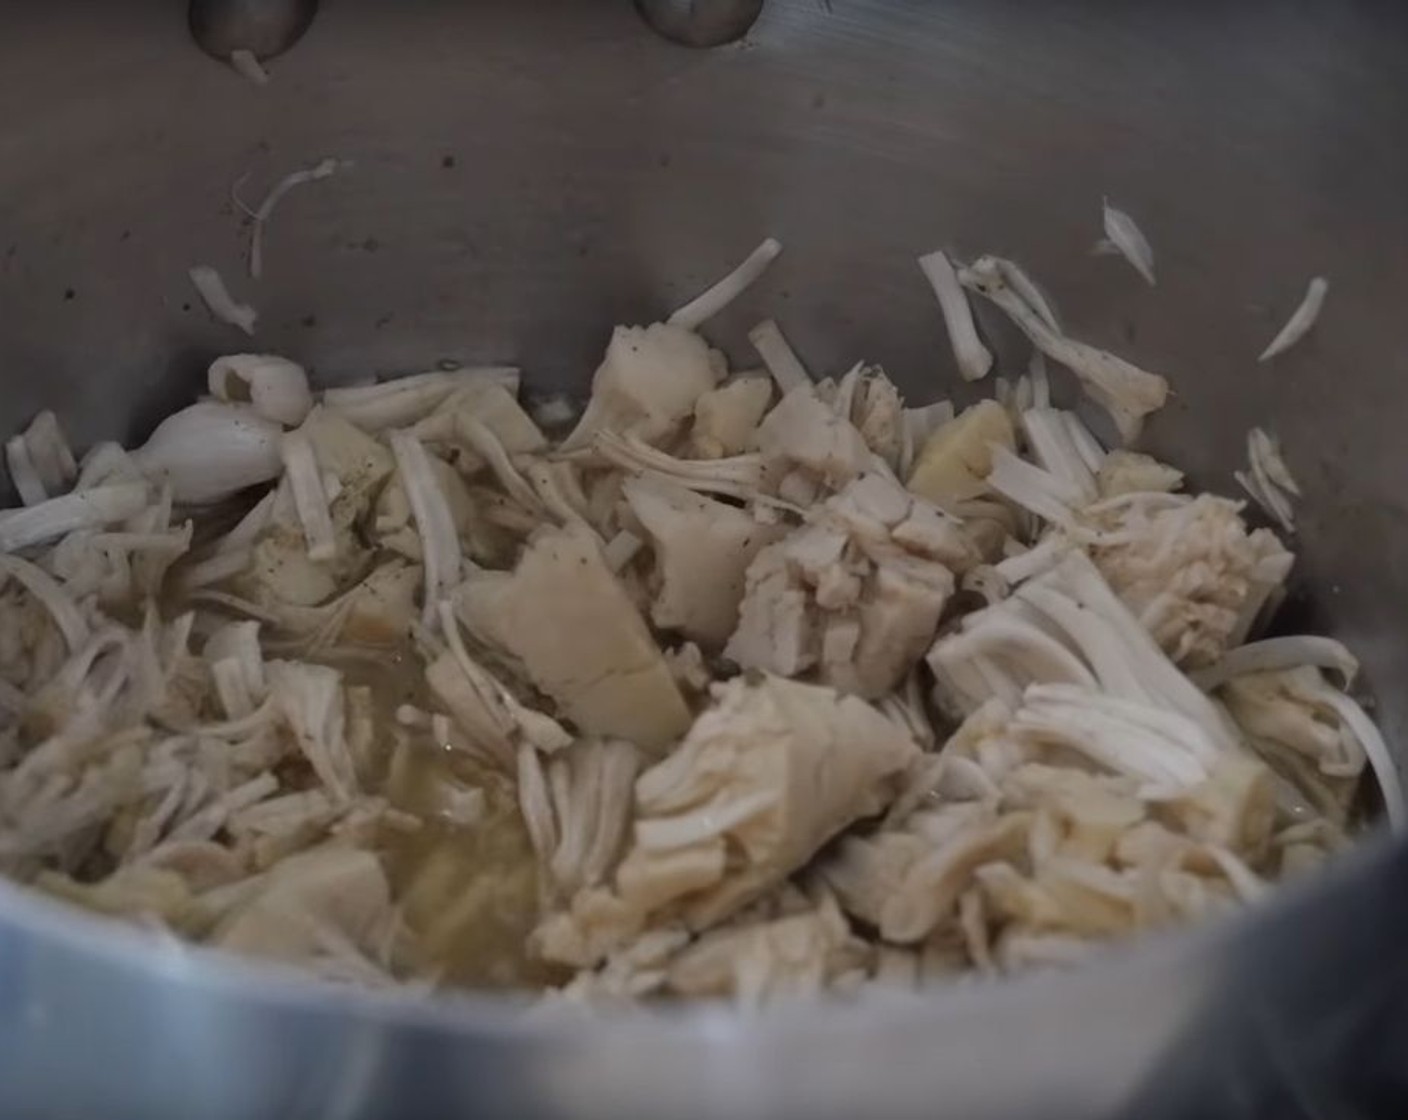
[2,2,1408,1117]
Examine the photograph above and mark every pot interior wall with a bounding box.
[0,0,1405,747]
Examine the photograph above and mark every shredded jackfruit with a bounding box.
[960,256,1168,443]
[1098,199,1157,287]
[235,158,348,281]
[0,236,1391,1010]
[188,265,258,336]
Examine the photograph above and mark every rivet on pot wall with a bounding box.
[188,0,320,62]
[635,0,765,48]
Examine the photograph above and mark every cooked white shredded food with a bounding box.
[236,158,349,280]
[229,49,270,87]
[1259,276,1328,362]
[1099,199,1157,287]
[189,265,258,336]
[0,240,1395,1007]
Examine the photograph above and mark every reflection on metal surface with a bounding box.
[2,0,1408,1116]
[189,0,319,61]
[1119,839,1408,1120]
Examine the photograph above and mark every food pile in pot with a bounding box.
[0,237,1394,1005]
